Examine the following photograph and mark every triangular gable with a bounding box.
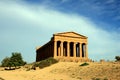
[54,31,87,38]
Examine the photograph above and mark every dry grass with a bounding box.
[0,62,120,80]
[50,62,120,80]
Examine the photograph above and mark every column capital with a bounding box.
[60,41,63,43]
[67,41,70,43]
[86,43,88,45]
[80,42,83,44]
[80,42,88,45]
[72,42,77,45]
[53,40,57,42]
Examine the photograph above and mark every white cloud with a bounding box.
[0,0,120,62]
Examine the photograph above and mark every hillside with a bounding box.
[0,62,120,80]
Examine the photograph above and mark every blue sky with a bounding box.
[0,0,120,63]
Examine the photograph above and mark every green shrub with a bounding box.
[26,67,31,71]
[33,57,58,69]
[103,78,108,80]
[80,62,89,66]
[1,52,26,69]
[115,56,120,61]
[1,57,10,67]
[0,77,5,80]
[92,77,101,80]
[96,78,101,80]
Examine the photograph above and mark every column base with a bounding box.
[54,56,90,62]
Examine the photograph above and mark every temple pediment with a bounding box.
[54,31,87,38]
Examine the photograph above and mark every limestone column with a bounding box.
[61,41,63,56]
[73,42,76,58]
[67,42,70,57]
[80,43,82,58]
[49,44,51,56]
[48,45,50,56]
[85,44,88,58]
[58,46,60,56]
[54,41,57,57]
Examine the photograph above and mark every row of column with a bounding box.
[54,41,88,58]
[36,42,54,61]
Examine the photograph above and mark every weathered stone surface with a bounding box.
[36,31,89,62]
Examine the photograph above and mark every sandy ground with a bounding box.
[0,62,120,80]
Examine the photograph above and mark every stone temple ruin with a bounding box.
[36,31,89,62]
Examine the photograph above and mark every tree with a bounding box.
[1,57,10,67]
[115,56,120,61]
[10,52,26,67]
[1,52,26,69]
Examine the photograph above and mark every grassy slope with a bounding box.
[49,62,120,80]
[0,58,120,80]
[25,58,120,80]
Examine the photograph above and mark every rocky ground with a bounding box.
[0,62,120,80]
